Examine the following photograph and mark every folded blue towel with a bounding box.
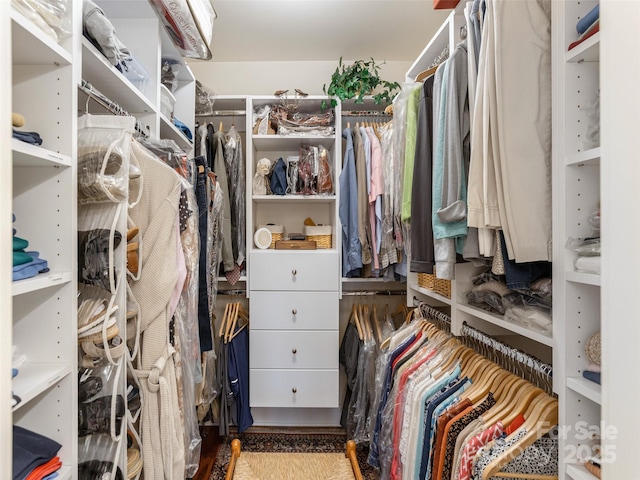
[583,370,601,385]
[12,252,49,281]
[577,4,599,34]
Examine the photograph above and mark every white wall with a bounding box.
[186,59,412,96]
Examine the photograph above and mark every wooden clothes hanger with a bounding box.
[483,382,543,428]
[349,303,364,340]
[228,305,249,342]
[371,304,382,344]
[218,302,231,338]
[224,302,240,343]
[414,64,439,82]
[481,397,558,480]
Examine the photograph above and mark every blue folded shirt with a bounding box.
[583,370,601,385]
[577,4,599,34]
[12,251,49,281]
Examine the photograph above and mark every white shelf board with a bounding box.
[250,248,338,255]
[252,194,336,204]
[159,113,193,150]
[566,270,601,286]
[567,464,599,480]
[566,147,601,167]
[81,38,155,114]
[12,139,71,168]
[406,11,451,79]
[566,32,600,63]
[12,271,72,297]
[217,276,247,283]
[457,303,553,347]
[253,135,335,151]
[11,8,72,66]
[567,376,602,405]
[12,362,72,413]
[57,466,72,480]
[410,282,452,306]
[342,277,397,283]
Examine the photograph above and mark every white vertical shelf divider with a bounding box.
[1,2,13,478]
[600,1,640,477]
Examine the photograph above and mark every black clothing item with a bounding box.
[410,76,436,273]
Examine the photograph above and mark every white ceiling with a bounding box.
[209,1,451,63]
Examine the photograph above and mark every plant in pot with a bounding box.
[322,57,401,109]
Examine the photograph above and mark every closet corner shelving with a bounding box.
[246,95,343,426]
[552,1,601,479]
[6,2,81,478]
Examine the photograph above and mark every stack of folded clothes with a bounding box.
[12,426,62,480]
[12,215,49,281]
[568,3,599,51]
[12,112,43,146]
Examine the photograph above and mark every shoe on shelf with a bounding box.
[78,394,125,437]
[78,460,123,480]
[78,228,122,292]
[78,376,103,403]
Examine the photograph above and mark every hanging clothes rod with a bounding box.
[342,290,407,296]
[342,110,392,117]
[196,110,246,117]
[460,321,553,395]
[413,302,452,333]
[218,289,247,295]
[79,80,149,137]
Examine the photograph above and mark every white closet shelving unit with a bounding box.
[405,5,552,362]
[78,1,196,477]
[5,3,81,479]
[246,95,343,426]
[552,2,601,479]
[1,3,11,478]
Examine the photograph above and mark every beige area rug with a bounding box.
[232,452,356,480]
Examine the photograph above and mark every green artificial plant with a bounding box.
[322,57,401,109]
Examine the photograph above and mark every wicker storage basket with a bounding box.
[303,225,332,249]
[417,269,451,298]
[417,272,436,290]
[259,224,284,249]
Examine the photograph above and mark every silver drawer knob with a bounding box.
[292,348,297,354]
[292,387,297,394]
[292,269,297,276]
[292,308,297,315]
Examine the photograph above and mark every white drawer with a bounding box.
[250,291,338,330]
[249,251,339,291]
[250,369,339,408]
[250,331,338,369]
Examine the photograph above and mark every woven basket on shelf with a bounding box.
[417,269,451,298]
[417,272,436,290]
[304,225,332,249]
[259,224,284,249]
[434,277,452,299]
